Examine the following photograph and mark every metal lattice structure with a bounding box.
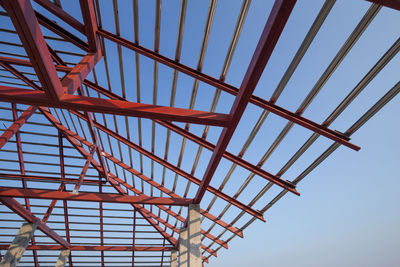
[0,0,399,266]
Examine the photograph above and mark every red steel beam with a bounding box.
[0,56,72,72]
[0,48,242,243]
[33,0,86,34]
[1,0,64,101]
[0,61,41,91]
[194,0,298,204]
[106,177,178,247]
[40,109,179,247]
[11,102,39,267]
[41,108,221,253]
[42,183,65,223]
[365,0,400,10]
[60,133,73,267]
[72,146,95,193]
[99,183,105,267]
[0,245,174,251]
[0,196,70,247]
[61,52,101,95]
[110,175,227,251]
[107,156,244,238]
[0,105,37,149]
[79,0,101,52]
[0,187,193,206]
[82,80,297,192]
[34,11,89,52]
[78,88,109,181]
[0,173,104,185]
[70,111,264,221]
[97,28,359,151]
[61,110,244,239]
[158,120,297,193]
[2,59,234,249]
[0,86,231,126]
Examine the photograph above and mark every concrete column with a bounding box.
[54,249,70,267]
[178,227,188,267]
[187,204,201,267]
[179,204,201,267]
[0,223,37,267]
[170,250,178,267]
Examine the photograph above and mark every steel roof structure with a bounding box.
[0,0,399,266]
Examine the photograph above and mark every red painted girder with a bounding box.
[42,107,243,242]
[365,0,400,10]
[47,44,67,66]
[33,0,86,34]
[155,205,229,248]
[34,11,89,52]
[0,86,230,126]
[79,0,101,52]
[42,183,65,223]
[77,88,109,181]
[82,81,296,192]
[1,0,64,101]
[0,187,193,206]
[73,146,95,193]
[0,196,70,247]
[158,121,298,194]
[0,56,72,72]
[71,111,264,221]
[0,245,173,251]
[0,173,104,184]
[61,52,102,95]
[106,155,244,238]
[97,29,359,151]
[110,175,228,250]
[41,109,179,247]
[0,105,37,149]
[107,178,178,247]
[0,61,41,91]
[194,0,298,204]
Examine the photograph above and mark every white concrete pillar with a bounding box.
[54,249,70,267]
[178,227,188,267]
[179,204,201,267]
[187,204,201,267]
[0,223,37,267]
[170,250,178,267]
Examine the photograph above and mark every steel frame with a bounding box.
[0,0,398,265]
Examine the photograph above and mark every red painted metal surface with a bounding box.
[1,0,64,101]
[61,52,101,94]
[0,86,231,126]
[0,245,174,251]
[0,56,72,72]
[79,0,101,52]
[0,187,193,205]
[97,28,359,150]
[34,11,89,52]
[75,80,298,193]
[42,183,65,223]
[194,0,298,204]
[73,146,95,193]
[366,0,400,10]
[0,106,37,149]
[0,0,390,264]
[41,108,179,247]
[33,0,86,34]
[0,197,70,248]
[70,110,264,221]
[0,173,104,184]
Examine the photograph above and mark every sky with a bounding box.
[0,0,399,266]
